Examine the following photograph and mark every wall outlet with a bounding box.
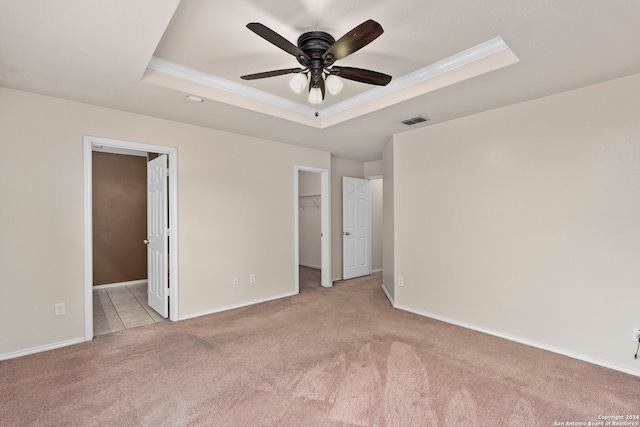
[398,277,404,287]
[633,327,640,342]
[250,274,256,283]
[233,276,239,286]
[55,303,66,316]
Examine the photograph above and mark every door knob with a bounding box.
[143,240,150,245]
[343,232,350,236]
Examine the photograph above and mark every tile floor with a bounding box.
[93,282,166,336]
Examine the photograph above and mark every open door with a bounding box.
[146,154,169,318]
[343,177,371,280]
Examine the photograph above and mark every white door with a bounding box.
[343,177,371,280]
[146,154,169,318]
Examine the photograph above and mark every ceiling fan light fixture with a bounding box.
[308,86,323,104]
[289,73,308,93]
[325,74,343,95]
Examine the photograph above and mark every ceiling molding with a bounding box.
[145,37,517,128]
[320,37,511,118]
[147,57,317,116]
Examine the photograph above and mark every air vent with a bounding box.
[401,115,428,126]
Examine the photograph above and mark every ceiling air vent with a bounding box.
[401,115,428,126]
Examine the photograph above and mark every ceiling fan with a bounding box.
[240,19,392,104]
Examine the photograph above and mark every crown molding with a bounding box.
[321,37,510,118]
[146,36,516,127]
[147,57,317,116]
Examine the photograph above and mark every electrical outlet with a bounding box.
[233,276,239,286]
[398,277,404,287]
[250,274,256,283]
[55,303,65,316]
[633,327,640,342]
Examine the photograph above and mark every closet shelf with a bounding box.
[298,194,321,210]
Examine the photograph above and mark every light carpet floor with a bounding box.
[1,271,639,426]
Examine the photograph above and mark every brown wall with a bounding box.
[92,152,147,285]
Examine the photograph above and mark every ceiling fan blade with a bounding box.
[247,23,310,62]
[241,68,302,80]
[323,20,383,63]
[332,66,392,86]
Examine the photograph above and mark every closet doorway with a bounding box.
[295,166,330,292]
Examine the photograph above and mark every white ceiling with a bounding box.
[1,0,639,161]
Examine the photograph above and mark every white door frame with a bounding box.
[83,136,179,341]
[294,166,331,290]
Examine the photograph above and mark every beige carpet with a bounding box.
[1,271,639,426]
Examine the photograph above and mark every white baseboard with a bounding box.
[332,276,342,282]
[93,279,147,290]
[372,268,383,273]
[0,337,86,361]
[394,303,640,378]
[179,291,298,321]
[299,263,321,270]
[381,284,394,306]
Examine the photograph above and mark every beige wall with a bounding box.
[298,171,321,269]
[364,160,383,178]
[391,73,640,374]
[382,142,395,301]
[367,160,384,273]
[0,87,330,357]
[330,156,365,280]
[298,170,321,197]
[370,179,383,271]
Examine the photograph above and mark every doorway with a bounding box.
[294,166,330,292]
[91,149,161,335]
[83,136,179,341]
[342,177,371,280]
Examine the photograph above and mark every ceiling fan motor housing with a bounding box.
[297,31,336,86]
[297,31,335,63]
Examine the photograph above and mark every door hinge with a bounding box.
[166,228,170,236]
